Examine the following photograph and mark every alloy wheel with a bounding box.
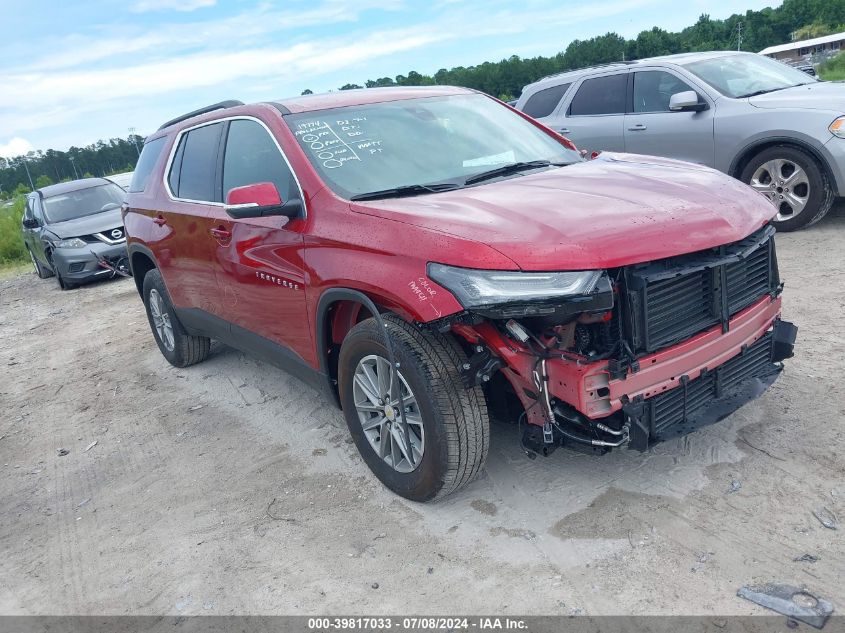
[149,289,175,352]
[352,354,424,473]
[749,158,810,221]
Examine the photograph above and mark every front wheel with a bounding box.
[338,314,489,502]
[740,145,834,232]
[28,248,53,279]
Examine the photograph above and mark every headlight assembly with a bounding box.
[54,238,87,249]
[427,263,613,319]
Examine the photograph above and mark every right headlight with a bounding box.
[829,116,845,138]
[427,263,605,309]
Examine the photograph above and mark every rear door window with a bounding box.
[569,74,628,116]
[522,83,571,118]
[222,119,296,202]
[167,122,223,202]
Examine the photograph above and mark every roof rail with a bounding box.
[538,60,637,83]
[157,100,245,131]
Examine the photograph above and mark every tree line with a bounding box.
[3,0,843,197]
[322,0,845,99]
[0,136,143,198]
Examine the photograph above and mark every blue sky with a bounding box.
[0,0,782,156]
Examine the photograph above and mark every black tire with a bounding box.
[338,314,489,502]
[142,268,210,367]
[55,268,76,291]
[740,145,834,232]
[28,248,53,279]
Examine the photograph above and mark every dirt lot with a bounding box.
[1,212,844,617]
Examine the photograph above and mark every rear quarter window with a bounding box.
[569,74,628,116]
[128,136,166,193]
[521,83,571,118]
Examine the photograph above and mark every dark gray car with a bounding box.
[515,51,843,231]
[21,178,130,289]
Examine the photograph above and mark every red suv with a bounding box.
[124,87,796,501]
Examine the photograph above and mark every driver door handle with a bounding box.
[558,128,571,134]
[628,123,647,131]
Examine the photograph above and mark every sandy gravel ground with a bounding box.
[1,211,843,617]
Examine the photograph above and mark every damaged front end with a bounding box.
[429,224,797,456]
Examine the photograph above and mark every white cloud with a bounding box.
[131,0,216,13]
[0,137,33,159]
[0,0,660,148]
[29,0,405,71]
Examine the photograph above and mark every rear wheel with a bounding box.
[142,268,210,367]
[740,145,834,232]
[338,314,489,502]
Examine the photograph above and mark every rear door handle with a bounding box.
[627,123,647,131]
[558,128,571,134]
[152,215,167,226]
[210,227,232,241]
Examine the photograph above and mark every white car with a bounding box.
[105,171,134,191]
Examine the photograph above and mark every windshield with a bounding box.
[285,94,582,199]
[42,183,125,223]
[681,54,816,98]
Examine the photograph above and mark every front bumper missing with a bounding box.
[571,295,784,419]
[623,319,795,450]
[521,319,795,455]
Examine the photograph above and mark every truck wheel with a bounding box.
[740,145,834,232]
[338,314,489,502]
[142,268,210,367]
[28,248,53,279]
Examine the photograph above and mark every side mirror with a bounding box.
[669,90,707,112]
[22,218,40,229]
[224,182,303,220]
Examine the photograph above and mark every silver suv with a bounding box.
[515,51,845,231]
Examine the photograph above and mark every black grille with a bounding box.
[623,226,778,354]
[649,332,776,437]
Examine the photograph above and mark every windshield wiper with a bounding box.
[349,182,462,201]
[462,160,568,186]
[737,85,801,98]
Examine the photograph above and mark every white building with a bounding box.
[759,32,845,63]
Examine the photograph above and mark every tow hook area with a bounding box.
[460,346,503,388]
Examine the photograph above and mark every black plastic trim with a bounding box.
[157,100,245,131]
[315,288,388,407]
[175,307,334,402]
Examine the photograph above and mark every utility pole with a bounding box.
[69,156,79,180]
[737,21,743,51]
[128,127,140,157]
[21,157,34,190]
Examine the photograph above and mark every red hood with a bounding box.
[352,153,775,270]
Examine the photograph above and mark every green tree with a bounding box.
[35,175,53,188]
[301,89,313,95]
